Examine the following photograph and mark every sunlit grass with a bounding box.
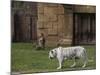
[11,43,96,74]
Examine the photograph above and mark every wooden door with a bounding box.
[73,13,96,45]
[13,13,37,42]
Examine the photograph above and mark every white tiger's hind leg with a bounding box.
[81,49,88,68]
[82,56,87,68]
[82,61,87,68]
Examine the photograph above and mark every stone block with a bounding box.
[44,14,57,22]
[58,15,65,26]
[47,36,58,42]
[58,15,64,21]
[48,28,57,35]
[59,38,72,45]
[52,7,59,14]
[44,22,53,28]
[38,14,44,22]
[44,7,63,15]
[37,3,44,7]
[37,6,44,14]
[52,22,58,29]
[44,7,55,15]
[57,6,64,14]
[50,15,57,21]
[37,21,44,29]
[44,3,58,7]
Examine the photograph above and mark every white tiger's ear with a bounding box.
[58,46,62,50]
[51,50,53,54]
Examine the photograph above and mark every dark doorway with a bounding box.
[13,13,37,42]
[73,13,96,45]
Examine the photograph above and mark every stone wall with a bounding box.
[37,3,96,46]
[37,3,73,46]
[12,1,96,46]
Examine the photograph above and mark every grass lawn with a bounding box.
[11,43,96,74]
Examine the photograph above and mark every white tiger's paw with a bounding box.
[57,67,61,69]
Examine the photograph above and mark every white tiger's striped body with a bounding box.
[49,46,88,69]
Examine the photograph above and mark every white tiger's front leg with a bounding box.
[57,57,63,69]
[70,57,76,68]
[57,62,62,69]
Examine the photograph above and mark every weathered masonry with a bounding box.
[11,1,96,46]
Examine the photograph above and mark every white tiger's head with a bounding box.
[49,48,57,59]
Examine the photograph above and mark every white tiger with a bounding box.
[49,46,88,69]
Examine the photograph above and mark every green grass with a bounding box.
[11,43,96,74]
